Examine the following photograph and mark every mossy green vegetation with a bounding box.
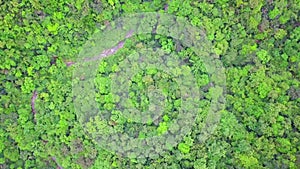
[0,0,299,168]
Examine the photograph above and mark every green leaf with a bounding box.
[238,154,259,168]
[269,7,280,19]
[256,49,270,64]
[47,23,59,33]
[276,138,291,153]
[178,142,190,154]
[274,29,287,40]
[157,122,168,135]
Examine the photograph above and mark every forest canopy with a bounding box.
[0,0,299,168]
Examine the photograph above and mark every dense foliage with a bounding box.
[0,0,299,168]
